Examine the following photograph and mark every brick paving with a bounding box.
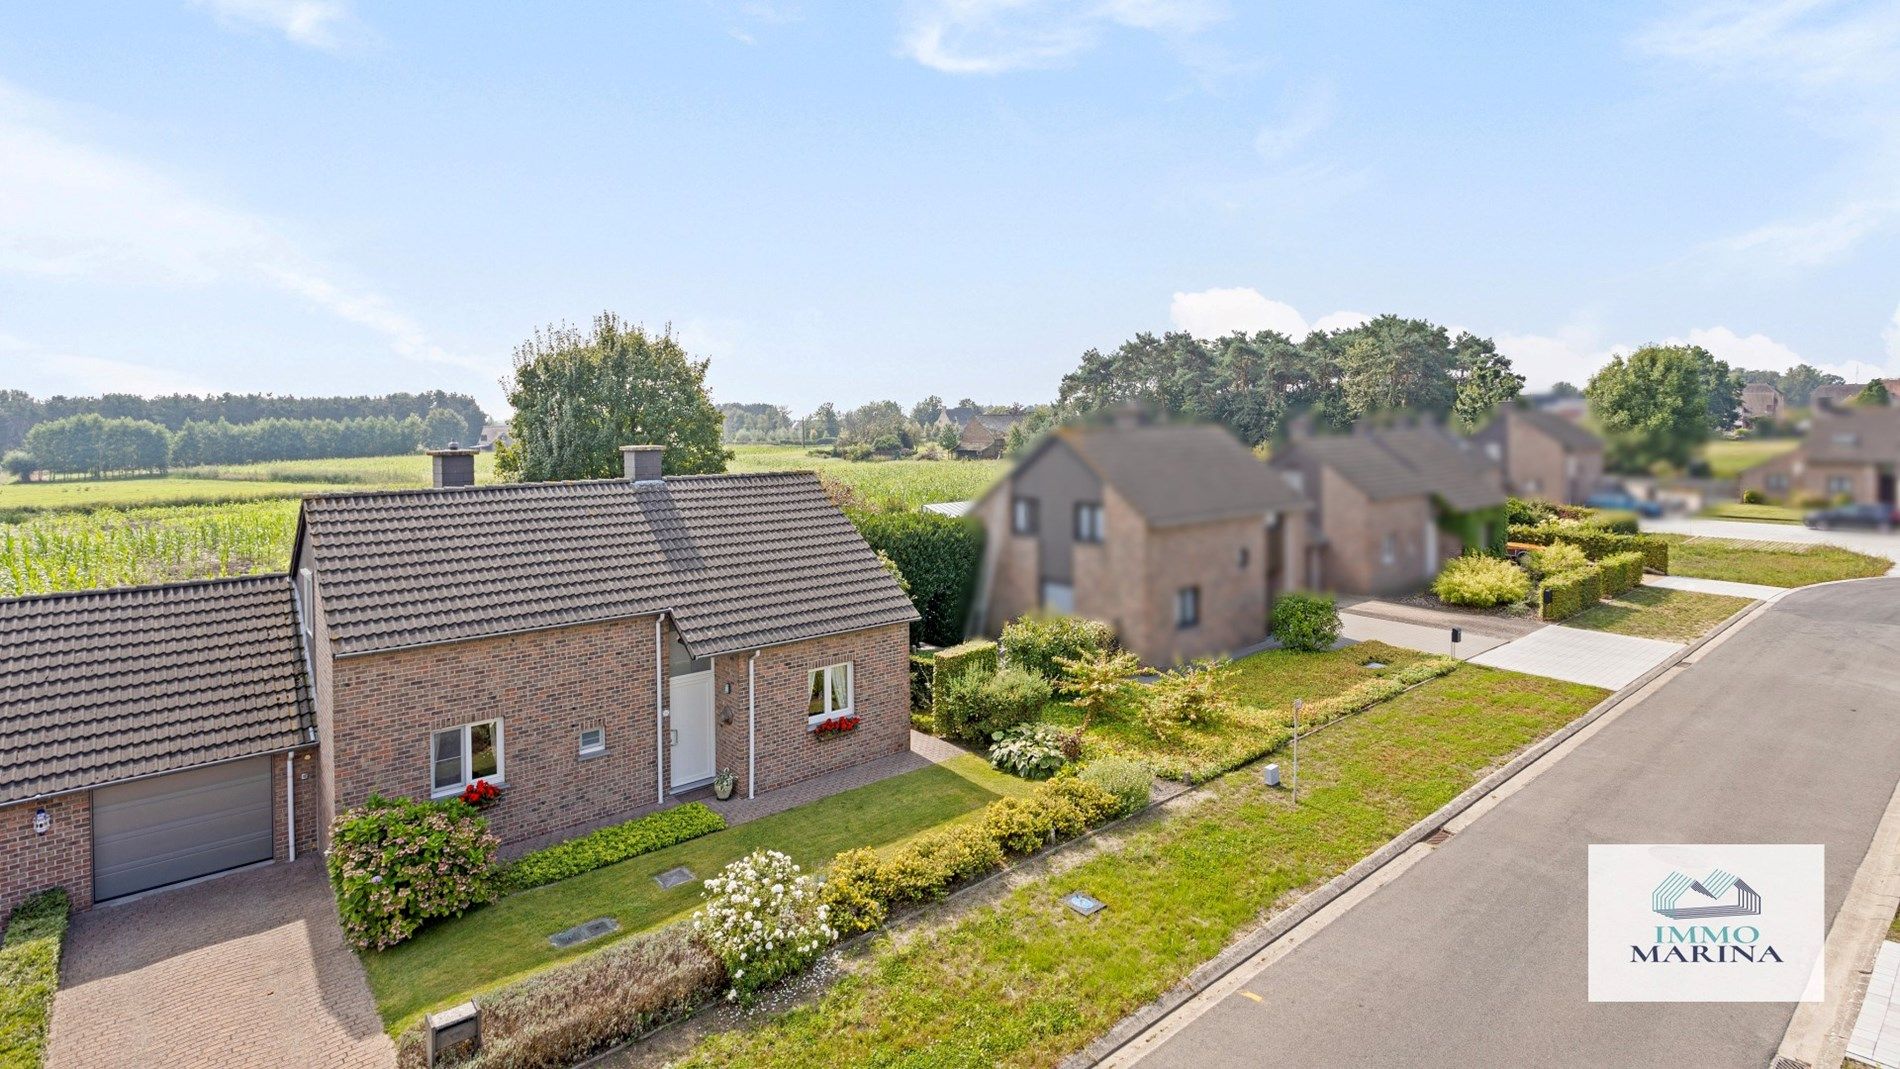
[46,858,393,1069]
[701,730,971,827]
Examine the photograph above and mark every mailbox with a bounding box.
[426,1001,481,1067]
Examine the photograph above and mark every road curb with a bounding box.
[1063,593,1769,1069]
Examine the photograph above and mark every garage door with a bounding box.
[92,757,274,902]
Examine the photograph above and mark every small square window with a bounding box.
[1237,546,1250,569]
[1175,586,1200,629]
[579,727,606,755]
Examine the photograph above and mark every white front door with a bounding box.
[1041,581,1075,614]
[1423,519,1439,581]
[669,670,715,789]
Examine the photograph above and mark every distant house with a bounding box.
[1740,383,1783,424]
[957,413,1024,459]
[1471,405,1605,504]
[475,423,513,451]
[1270,422,1507,595]
[1809,383,1861,409]
[935,406,982,431]
[971,421,1311,668]
[1739,404,1900,507]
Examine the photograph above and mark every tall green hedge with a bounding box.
[929,640,997,736]
[1509,523,1668,575]
[1540,565,1601,621]
[1598,551,1645,597]
[850,511,984,646]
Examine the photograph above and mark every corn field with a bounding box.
[0,500,299,597]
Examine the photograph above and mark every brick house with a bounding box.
[1470,404,1605,504]
[1739,403,1900,509]
[1740,382,1783,425]
[0,445,917,914]
[1270,422,1507,595]
[956,413,1023,459]
[971,420,1312,667]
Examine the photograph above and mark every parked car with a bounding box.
[1583,491,1663,518]
[1803,503,1898,531]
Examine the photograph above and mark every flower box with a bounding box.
[459,779,502,808]
[811,714,861,738]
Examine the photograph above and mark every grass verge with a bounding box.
[365,753,1034,1035]
[1698,502,1804,524]
[0,889,69,1068]
[1655,535,1891,587]
[1701,438,1799,479]
[1563,586,1754,642]
[664,665,1607,1069]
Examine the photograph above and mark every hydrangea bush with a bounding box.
[693,850,836,1001]
[327,795,499,950]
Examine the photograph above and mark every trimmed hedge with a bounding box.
[998,614,1114,681]
[936,664,1051,743]
[1598,551,1645,597]
[1588,510,1641,535]
[928,639,998,734]
[1270,591,1341,652]
[500,803,727,894]
[908,651,935,712]
[1509,522,1669,575]
[0,888,68,1069]
[849,510,983,647]
[1540,566,1601,621]
[394,923,722,1069]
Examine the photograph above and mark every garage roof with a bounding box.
[0,575,314,806]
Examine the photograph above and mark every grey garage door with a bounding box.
[92,757,274,902]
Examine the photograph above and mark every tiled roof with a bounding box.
[0,576,314,806]
[1057,423,1309,525]
[1512,406,1604,453]
[1288,425,1505,512]
[298,472,919,659]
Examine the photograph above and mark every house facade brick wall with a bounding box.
[719,623,910,796]
[1739,453,1879,505]
[1312,467,1459,595]
[271,746,321,861]
[1474,411,1603,504]
[1131,510,1269,666]
[0,793,91,918]
[976,487,1042,635]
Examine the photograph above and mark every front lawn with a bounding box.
[1043,641,1429,783]
[1698,502,1804,524]
[1655,535,1891,587]
[364,753,1034,1034]
[665,665,1607,1069]
[1563,586,1753,642]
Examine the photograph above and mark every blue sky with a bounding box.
[2,1,1897,419]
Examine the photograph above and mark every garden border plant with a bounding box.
[0,888,69,1069]
[500,803,727,894]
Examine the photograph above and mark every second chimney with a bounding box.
[621,445,664,482]
[426,444,478,489]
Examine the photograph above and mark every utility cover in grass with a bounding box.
[654,865,696,890]
[548,916,619,948]
[1064,892,1106,917]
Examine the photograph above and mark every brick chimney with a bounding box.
[426,444,478,488]
[620,445,664,482]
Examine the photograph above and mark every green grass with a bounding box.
[727,444,1004,508]
[1655,534,1891,587]
[1697,502,1805,524]
[364,754,1036,1035]
[1563,586,1753,642]
[0,889,69,1069]
[0,453,499,519]
[1043,642,1430,783]
[1701,438,1799,479]
[0,500,300,597]
[670,665,1607,1069]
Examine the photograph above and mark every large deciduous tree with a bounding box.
[1337,315,1459,417]
[497,312,729,482]
[1585,345,1716,471]
[1855,378,1892,406]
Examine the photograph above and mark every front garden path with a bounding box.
[46,858,392,1069]
[1466,624,1684,689]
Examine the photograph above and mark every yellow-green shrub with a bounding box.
[818,848,889,936]
[1432,554,1530,607]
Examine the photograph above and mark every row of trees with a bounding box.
[1738,364,1846,407]
[6,408,471,479]
[0,389,490,454]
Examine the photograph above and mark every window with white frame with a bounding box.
[431,720,502,796]
[1012,496,1039,534]
[807,662,854,724]
[579,727,606,756]
[1073,502,1104,543]
[1174,586,1200,629]
[1827,475,1854,495]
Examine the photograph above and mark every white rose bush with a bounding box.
[693,849,837,1001]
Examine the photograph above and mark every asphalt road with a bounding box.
[1131,578,1900,1069]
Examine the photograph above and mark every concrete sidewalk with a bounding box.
[1645,573,1789,601]
[1339,612,1510,659]
[1850,941,1900,1069]
[1467,625,1683,689]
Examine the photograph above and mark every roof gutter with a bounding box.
[328,607,919,663]
[3,743,318,811]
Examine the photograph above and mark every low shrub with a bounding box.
[817,849,888,936]
[1740,488,1766,505]
[0,888,69,1069]
[1270,592,1341,652]
[988,722,1069,780]
[937,664,1052,743]
[908,651,935,713]
[1598,550,1645,597]
[1510,523,1669,574]
[500,803,726,893]
[1432,554,1530,607]
[1054,647,1142,728]
[999,614,1115,681]
[1586,510,1641,535]
[1139,657,1234,739]
[1540,566,1601,621]
[1079,757,1152,816]
[928,639,997,733]
[1506,496,1556,526]
[328,795,498,950]
[1523,541,1589,582]
[394,923,722,1069]
[694,850,835,1002]
[981,794,1059,853]
[876,823,1007,905]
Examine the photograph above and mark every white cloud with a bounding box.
[0,79,487,379]
[0,335,212,396]
[187,0,366,51]
[1167,287,1364,340]
[1673,325,1805,369]
[1635,0,1900,90]
[1493,327,1622,392]
[1709,197,1900,269]
[901,0,1228,74]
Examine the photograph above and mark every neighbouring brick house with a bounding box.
[1739,403,1900,509]
[971,420,1312,667]
[1271,421,1507,595]
[1470,404,1605,504]
[1740,382,1784,425]
[956,413,1023,459]
[0,445,917,914]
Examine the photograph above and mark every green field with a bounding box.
[727,444,1004,508]
[0,501,299,598]
[1700,437,1799,479]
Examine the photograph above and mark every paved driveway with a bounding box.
[47,858,393,1069]
[1129,577,1900,1069]
[1466,624,1684,689]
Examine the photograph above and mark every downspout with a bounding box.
[285,751,296,863]
[747,650,759,800]
[655,617,665,805]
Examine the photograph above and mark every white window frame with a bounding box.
[578,726,606,756]
[1074,502,1105,543]
[431,719,503,797]
[1175,586,1201,629]
[1012,496,1038,535]
[806,662,855,727]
